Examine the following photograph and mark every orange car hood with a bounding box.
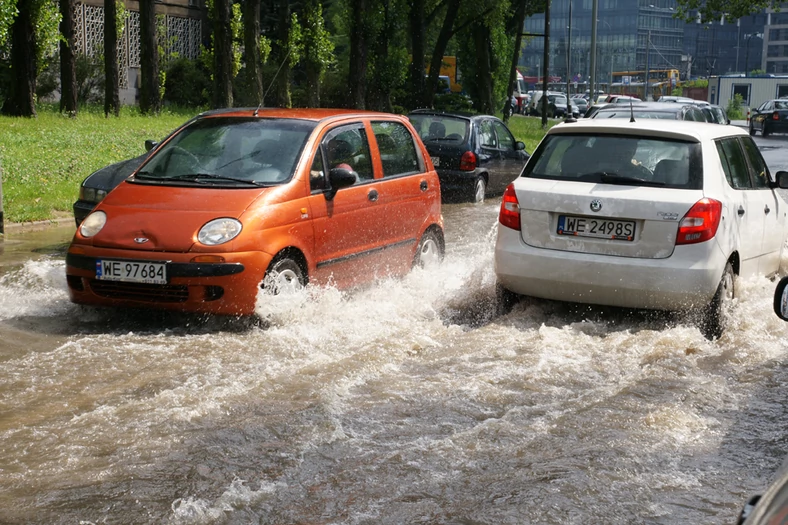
[85,182,267,252]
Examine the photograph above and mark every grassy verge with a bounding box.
[505,114,558,154]
[0,106,553,224]
[0,104,196,223]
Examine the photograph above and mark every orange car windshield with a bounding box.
[137,117,316,186]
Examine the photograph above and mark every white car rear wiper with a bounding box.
[598,172,665,187]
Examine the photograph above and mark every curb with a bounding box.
[1,216,75,235]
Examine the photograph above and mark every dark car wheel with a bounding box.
[762,122,771,137]
[495,282,520,316]
[471,176,486,203]
[263,255,306,294]
[414,229,444,269]
[698,262,734,340]
[749,121,756,135]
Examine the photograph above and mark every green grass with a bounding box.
[0,104,196,223]
[0,106,553,224]
[505,114,557,154]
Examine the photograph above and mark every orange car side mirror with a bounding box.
[325,167,357,201]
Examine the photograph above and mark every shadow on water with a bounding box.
[436,279,680,335]
[1,307,264,339]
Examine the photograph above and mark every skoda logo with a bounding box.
[134,237,149,244]
[590,200,603,212]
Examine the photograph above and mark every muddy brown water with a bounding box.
[1,202,787,524]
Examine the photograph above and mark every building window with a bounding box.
[732,84,751,105]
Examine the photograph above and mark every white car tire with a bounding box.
[699,262,734,340]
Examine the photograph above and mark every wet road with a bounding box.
[1,134,788,524]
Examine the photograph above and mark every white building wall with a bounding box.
[712,76,788,111]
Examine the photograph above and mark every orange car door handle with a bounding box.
[420,180,428,192]
[368,189,379,202]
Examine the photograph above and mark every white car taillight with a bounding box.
[676,198,722,245]
[498,184,521,231]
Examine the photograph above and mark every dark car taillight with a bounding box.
[460,151,477,171]
[498,184,521,231]
[774,112,781,121]
[676,198,722,245]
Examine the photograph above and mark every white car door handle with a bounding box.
[738,206,745,216]
[765,205,771,214]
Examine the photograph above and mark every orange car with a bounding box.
[65,108,444,315]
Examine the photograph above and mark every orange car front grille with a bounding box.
[89,280,190,303]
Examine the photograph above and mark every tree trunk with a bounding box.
[213,0,233,108]
[104,0,120,117]
[304,59,321,108]
[242,0,263,107]
[407,0,426,109]
[59,0,78,115]
[1,0,37,117]
[139,0,161,115]
[348,0,367,109]
[273,0,291,108]
[503,0,528,123]
[472,22,493,114]
[424,0,460,108]
[367,0,392,112]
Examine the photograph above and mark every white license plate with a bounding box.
[96,259,168,284]
[557,215,636,241]
[431,156,440,167]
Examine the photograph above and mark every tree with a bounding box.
[407,0,426,109]
[241,0,263,107]
[58,0,77,115]
[103,0,120,117]
[675,0,781,23]
[301,0,333,108]
[1,0,37,117]
[212,0,233,108]
[139,0,160,114]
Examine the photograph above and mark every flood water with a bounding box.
[1,201,788,525]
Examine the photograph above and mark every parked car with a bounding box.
[546,94,581,118]
[583,103,610,118]
[66,108,445,315]
[494,119,788,339]
[656,95,697,104]
[589,102,707,121]
[408,110,530,203]
[749,99,788,136]
[700,104,730,125]
[571,95,588,114]
[605,95,642,104]
[73,152,150,225]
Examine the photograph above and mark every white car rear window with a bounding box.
[524,134,703,189]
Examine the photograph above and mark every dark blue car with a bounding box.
[408,110,530,203]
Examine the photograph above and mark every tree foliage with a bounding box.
[675,0,780,23]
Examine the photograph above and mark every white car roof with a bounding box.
[547,118,747,143]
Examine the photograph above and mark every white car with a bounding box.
[494,119,788,339]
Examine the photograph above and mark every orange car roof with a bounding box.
[198,107,401,122]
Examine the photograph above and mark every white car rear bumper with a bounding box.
[494,225,729,311]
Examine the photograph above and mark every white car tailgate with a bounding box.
[516,179,704,259]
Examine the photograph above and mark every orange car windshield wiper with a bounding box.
[160,173,268,186]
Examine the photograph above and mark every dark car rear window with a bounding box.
[523,133,703,189]
[408,114,469,145]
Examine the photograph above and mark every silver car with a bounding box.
[494,119,788,339]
